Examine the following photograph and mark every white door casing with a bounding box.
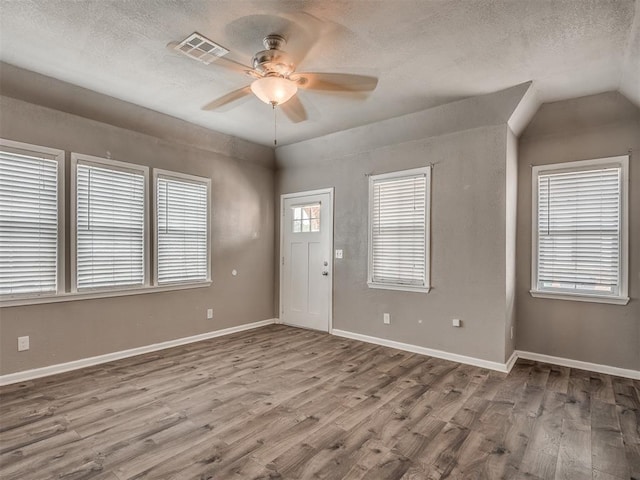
[280,189,333,332]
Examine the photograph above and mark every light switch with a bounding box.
[18,336,29,351]
[335,249,343,259]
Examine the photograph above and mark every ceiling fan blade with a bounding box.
[292,73,378,93]
[279,12,325,67]
[212,57,257,76]
[202,86,252,111]
[280,95,307,123]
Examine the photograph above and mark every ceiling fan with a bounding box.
[168,31,378,123]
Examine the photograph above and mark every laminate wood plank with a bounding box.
[615,402,640,445]
[521,390,565,469]
[520,448,558,479]
[518,395,563,478]
[0,429,80,470]
[527,363,552,389]
[592,469,630,480]
[269,429,342,479]
[412,421,470,477]
[474,370,508,401]
[106,420,230,479]
[483,411,536,479]
[74,402,172,438]
[612,376,640,412]
[248,414,332,468]
[358,449,412,480]
[546,365,570,394]
[294,421,377,479]
[555,418,591,480]
[443,429,498,479]
[492,362,532,408]
[91,419,201,479]
[399,464,431,479]
[0,434,89,480]
[589,372,616,404]
[88,472,120,480]
[0,415,69,454]
[591,399,629,479]
[0,325,634,480]
[119,434,229,480]
[513,384,545,418]
[339,439,391,480]
[392,417,446,460]
[565,368,592,427]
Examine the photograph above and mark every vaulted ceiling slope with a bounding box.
[0,0,638,147]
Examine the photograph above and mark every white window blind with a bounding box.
[156,173,209,285]
[75,160,146,290]
[369,168,429,291]
[0,148,60,295]
[535,164,623,297]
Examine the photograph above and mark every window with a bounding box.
[154,170,210,285]
[72,153,148,291]
[531,156,629,305]
[292,204,320,233]
[0,140,64,297]
[368,167,430,292]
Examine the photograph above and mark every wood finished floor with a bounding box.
[0,325,638,480]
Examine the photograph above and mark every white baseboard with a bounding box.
[505,350,518,372]
[0,319,276,386]
[4,320,637,386]
[332,329,512,373]
[516,350,640,380]
[330,329,640,380]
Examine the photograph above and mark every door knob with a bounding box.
[322,271,329,276]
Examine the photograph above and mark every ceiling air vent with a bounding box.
[174,32,229,64]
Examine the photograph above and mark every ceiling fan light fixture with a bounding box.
[250,76,297,106]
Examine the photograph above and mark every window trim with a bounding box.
[0,145,212,308]
[0,138,66,301]
[367,166,431,293]
[70,152,150,293]
[530,155,629,305]
[153,168,212,286]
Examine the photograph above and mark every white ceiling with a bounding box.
[1,0,638,147]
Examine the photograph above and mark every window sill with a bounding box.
[368,282,430,293]
[529,290,629,305]
[0,281,212,308]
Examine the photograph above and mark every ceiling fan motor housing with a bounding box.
[252,34,295,77]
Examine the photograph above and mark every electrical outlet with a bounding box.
[17,336,29,352]
[335,249,343,259]
[452,318,461,327]
[207,308,213,320]
[383,313,390,324]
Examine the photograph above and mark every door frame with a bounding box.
[279,187,334,333]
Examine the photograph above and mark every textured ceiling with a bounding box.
[0,0,638,147]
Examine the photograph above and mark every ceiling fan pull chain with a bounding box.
[273,103,277,147]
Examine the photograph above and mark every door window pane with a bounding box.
[292,204,320,233]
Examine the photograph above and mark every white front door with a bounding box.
[280,189,333,332]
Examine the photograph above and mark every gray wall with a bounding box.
[516,92,640,371]
[0,95,276,375]
[275,87,525,364]
[505,127,518,360]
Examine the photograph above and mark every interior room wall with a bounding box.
[516,91,640,371]
[275,87,528,365]
[505,127,518,360]
[0,94,276,376]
